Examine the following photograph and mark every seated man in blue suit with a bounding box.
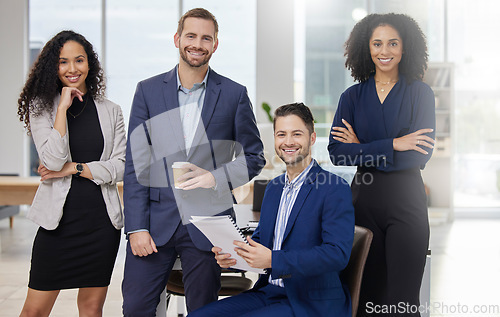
[122,7,265,316]
[189,102,355,317]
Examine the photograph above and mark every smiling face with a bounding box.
[57,40,89,93]
[369,24,403,77]
[274,114,316,169]
[174,17,218,69]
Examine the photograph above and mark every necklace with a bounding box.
[375,78,398,92]
[67,95,88,118]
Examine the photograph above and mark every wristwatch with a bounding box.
[75,163,84,177]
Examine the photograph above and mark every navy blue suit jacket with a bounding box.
[251,162,355,316]
[123,67,265,250]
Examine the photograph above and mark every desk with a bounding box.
[233,204,260,228]
[0,176,40,205]
[0,177,124,229]
[0,177,40,228]
[0,176,124,206]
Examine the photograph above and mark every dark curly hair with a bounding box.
[344,13,428,83]
[17,30,105,134]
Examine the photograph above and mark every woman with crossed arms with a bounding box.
[328,13,435,317]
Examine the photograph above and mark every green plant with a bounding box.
[261,102,273,123]
[261,101,317,124]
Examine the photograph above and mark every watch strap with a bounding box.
[75,163,83,177]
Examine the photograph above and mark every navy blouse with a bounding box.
[328,74,435,172]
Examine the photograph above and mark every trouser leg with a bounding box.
[122,242,177,317]
[175,224,221,313]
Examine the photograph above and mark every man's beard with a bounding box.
[180,46,211,68]
[277,145,310,166]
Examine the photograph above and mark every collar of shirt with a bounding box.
[283,159,316,191]
[176,65,209,93]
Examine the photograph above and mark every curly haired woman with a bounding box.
[328,13,435,317]
[17,30,126,317]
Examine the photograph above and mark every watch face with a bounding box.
[76,164,84,172]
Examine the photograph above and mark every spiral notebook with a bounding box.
[189,215,265,274]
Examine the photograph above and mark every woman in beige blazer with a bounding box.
[17,30,126,317]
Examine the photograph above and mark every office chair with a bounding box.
[252,179,270,211]
[341,225,373,317]
[157,226,372,317]
[156,259,253,317]
[166,269,253,297]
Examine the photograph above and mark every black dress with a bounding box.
[29,95,121,291]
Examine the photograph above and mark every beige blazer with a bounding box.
[28,95,126,230]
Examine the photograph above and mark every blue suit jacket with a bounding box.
[252,162,354,317]
[123,67,265,250]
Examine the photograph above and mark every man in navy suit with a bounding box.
[189,103,354,317]
[122,8,265,316]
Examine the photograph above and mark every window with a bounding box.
[30,0,102,54]
[294,0,364,174]
[106,0,179,122]
[448,0,500,209]
[28,0,256,174]
[183,0,256,104]
[29,0,256,123]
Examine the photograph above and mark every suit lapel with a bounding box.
[261,176,285,248]
[281,164,320,242]
[200,68,221,129]
[162,68,187,156]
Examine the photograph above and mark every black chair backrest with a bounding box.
[252,179,270,211]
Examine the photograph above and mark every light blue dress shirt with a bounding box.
[176,67,209,154]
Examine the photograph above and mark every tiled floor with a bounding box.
[1,214,500,316]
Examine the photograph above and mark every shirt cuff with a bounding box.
[126,229,149,236]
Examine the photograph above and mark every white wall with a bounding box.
[256,0,295,123]
[0,0,28,176]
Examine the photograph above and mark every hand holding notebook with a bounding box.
[189,215,265,274]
